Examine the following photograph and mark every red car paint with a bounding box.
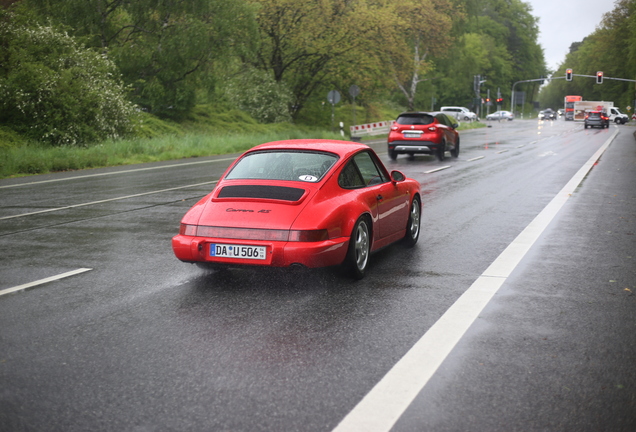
[172,139,421,278]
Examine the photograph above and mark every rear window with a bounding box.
[226,150,338,182]
[396,114,434,126]
[588,112,601,118]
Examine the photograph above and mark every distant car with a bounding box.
[558,109,565,117]
[172,140,421,279]
[584,110,609,129]
[387,111,460,161]
[486,110,514,121]
[538,109,557,120]
[440,106,478,121]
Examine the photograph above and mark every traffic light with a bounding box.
[596,71,603,84]
[496,98,503,104]
[565,69,573,81]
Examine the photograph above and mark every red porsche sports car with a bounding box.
[172,139,421,279]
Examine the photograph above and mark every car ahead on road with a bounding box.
[538,108,557,120]
[387,111,460,161]
[172,140,421,279]
[486,110,514,121]
[440,106,478,121]
[584,110,609,129]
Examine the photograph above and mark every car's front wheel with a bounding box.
[403,196,421,247]
[345,217,371,279]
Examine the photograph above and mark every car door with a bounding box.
[350,151,408,240]
[436,114,458,149]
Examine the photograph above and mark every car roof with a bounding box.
[398,111,448,116]
[245,139,371,159]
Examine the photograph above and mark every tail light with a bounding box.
[179,224,330,242]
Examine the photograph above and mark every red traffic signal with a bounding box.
[565,68,573,81]
[596,71,603,84]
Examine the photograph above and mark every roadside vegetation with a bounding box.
[6,0,631,179]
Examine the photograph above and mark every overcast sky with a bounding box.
[528,0,617,72]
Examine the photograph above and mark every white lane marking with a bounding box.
[467,156,484,162]
[332,129,618,432]
[496,149,509,154]
[424,166,451,174]
[0,158,235,189]
[0,181,217,220]
[0,268,93,297]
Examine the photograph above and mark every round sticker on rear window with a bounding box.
[299,175,318,182]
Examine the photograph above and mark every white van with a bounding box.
[608,107,628,124]
[440,106,477,121]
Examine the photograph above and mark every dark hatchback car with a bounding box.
[584,110,609,129]
[387,112,460,161]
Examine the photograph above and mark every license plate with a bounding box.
[404,132,420,138]
[210,244,267,260]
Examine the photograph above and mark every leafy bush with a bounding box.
[0,10,137,146]
[223,68,293,123]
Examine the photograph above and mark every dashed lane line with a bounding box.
[467,156,485,162]
[424,166,451,174]
[0,181,218,220]
[0,158,235,189]
[0,268,93,297]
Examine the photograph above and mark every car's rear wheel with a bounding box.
[450,137,460,158]
[403,196,421,247]
[346,217,370,279]
[437,141,446,161]
[388,147,397,160]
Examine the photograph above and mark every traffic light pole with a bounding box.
[510,78,546,114]
[510,74,636,114]
[567,73,636,83]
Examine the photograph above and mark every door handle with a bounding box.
[377,195,383,201]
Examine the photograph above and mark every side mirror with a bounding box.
[390,170,405,182]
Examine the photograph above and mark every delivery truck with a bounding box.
[573,101,628,124]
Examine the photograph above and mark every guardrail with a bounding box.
[350,120,394,139]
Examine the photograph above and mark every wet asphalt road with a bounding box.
[1,119,635,431]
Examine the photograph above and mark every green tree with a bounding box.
[223,66,293,123]
[0,9,136,145]
[434,0,546,112]
[252,0,395,117]
[382,0,459,110]
[25,0,259,118]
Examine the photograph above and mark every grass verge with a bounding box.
[0,129,345,179]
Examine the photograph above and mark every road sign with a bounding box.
[327,90,341,105]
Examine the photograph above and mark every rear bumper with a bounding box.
[172,235,349,268]
[388,140,439,154]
